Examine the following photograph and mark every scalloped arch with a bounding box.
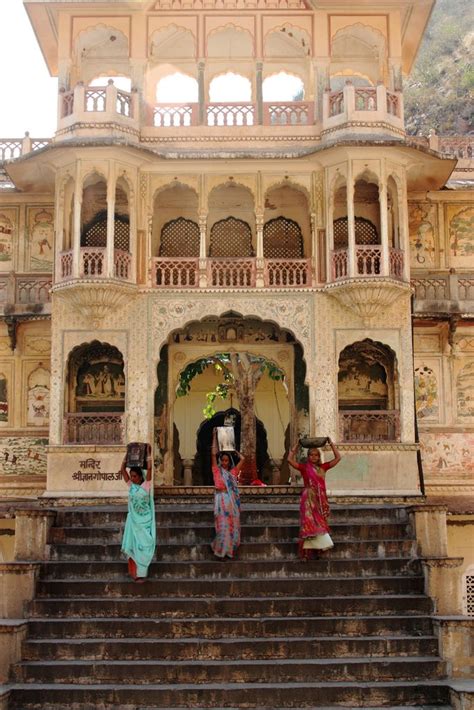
[207,23,254,58]
[264,23,311,58]
[75,24,129,57]
[264,179,310,204]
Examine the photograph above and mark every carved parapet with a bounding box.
[421,557,464,615]
[324,278,411,325]
[408,504,448,557]
[52,280,137,328]
[0,620,27,683]
[13,509,56,561]
[0,562,40,617]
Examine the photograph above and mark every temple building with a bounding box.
[0,1,473,696]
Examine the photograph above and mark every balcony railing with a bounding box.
[0,273,52,306]
[206,103,255,127]
[264,259,312,287]
[411,273,474,311]
[154,257,199,288]
[324,83,403,133]
[331,247,404,281]
[58,248,132,281]
[263,102,314,126]
[64,413,124,445]
[339,410,400,442]
[208,258,256,287]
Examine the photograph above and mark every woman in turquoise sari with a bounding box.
[120,446,156,582]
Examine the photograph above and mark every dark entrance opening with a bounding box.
[192,407,270,485]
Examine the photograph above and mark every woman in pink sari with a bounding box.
[288,438,341,559]
[211,429,245,559]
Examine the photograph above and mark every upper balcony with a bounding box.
[54,80,404,147]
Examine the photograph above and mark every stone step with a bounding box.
[38,557,422,580]
[12,656,446,684]
[49,521,411,544]
[54,505,409,527]
[35,575,425,599]
[26,614,436,640]
[47,539,417,562]
[21,635,439,661]
[6,679,451,708]
[27,594,433,619]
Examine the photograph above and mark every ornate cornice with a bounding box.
[52,280,137,328]
[324,278,411,325]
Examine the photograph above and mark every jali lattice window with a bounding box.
[263,217,304,258]
[82,210,130,251]
[465,573,474,616]
[210,217,253,257]
[160,218,200,257]
[333,217,379,249]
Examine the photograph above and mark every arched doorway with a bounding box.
[154,313,309,485]
[193,407,270,485]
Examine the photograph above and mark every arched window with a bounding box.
[263,217,304,258]
[160,218,200,257]
[338,339,399,442]
[210,217,253,257]
[333,216,379,248]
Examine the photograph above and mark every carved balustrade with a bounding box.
[0,274,52,306]
[410,276,448,301]
[458,277,474,300]
[64,413,124,445]
[116,90,132,117]
[80,247,106,277]
[208,258,256,288]
[60,250,73,280]
[355,88,377,111]
[323,83,404,135]
[16,276,52,304]
[331,247,404,280]
[114,249,132,280]
[339,410,400,443]
[264,259,312,287]
[332,249,348,280]
[153,257,199,288]
[263,102,314,126]
[153,104,197,127]
[61,90,74,118]
[356,246,382,276]
[206,103,255,127]
[389,248,404,279]
[0,140,22,161]
[84,87,107,112]
[386,91,400,117]
[328,91,344,117]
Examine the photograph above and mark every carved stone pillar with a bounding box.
[198,61,206,126]
[72,163,82,279]
[256,62,263,125]
[106,171,116,278]
[379,179,390,276]
[198,211,208,287]
[255,210,265,288]
[346,164,356,278]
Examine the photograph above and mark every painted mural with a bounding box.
[76,362,125,403]
[457,361,474,419]
[414,365,439,420]
[420,432,474,475]
[338,360,388,405]
[0,210,15,270]
[0,374,7,424]
[0,437,48,476]
[448,205,474,265]
[28,207,54,271]
[408,203,436,268]
[27,364,50,427]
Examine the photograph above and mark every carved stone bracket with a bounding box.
[324,279,411,325]
[53,281,137,328]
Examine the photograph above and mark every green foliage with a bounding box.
[404,0,474,135]
[176,352,285,419]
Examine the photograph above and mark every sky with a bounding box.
[0,0,58,137]
[0,0,303,137]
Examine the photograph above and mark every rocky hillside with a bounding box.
[404,0,474,135]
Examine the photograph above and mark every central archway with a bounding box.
[154,312,309,486]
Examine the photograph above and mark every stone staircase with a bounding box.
[7,499,454,708]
